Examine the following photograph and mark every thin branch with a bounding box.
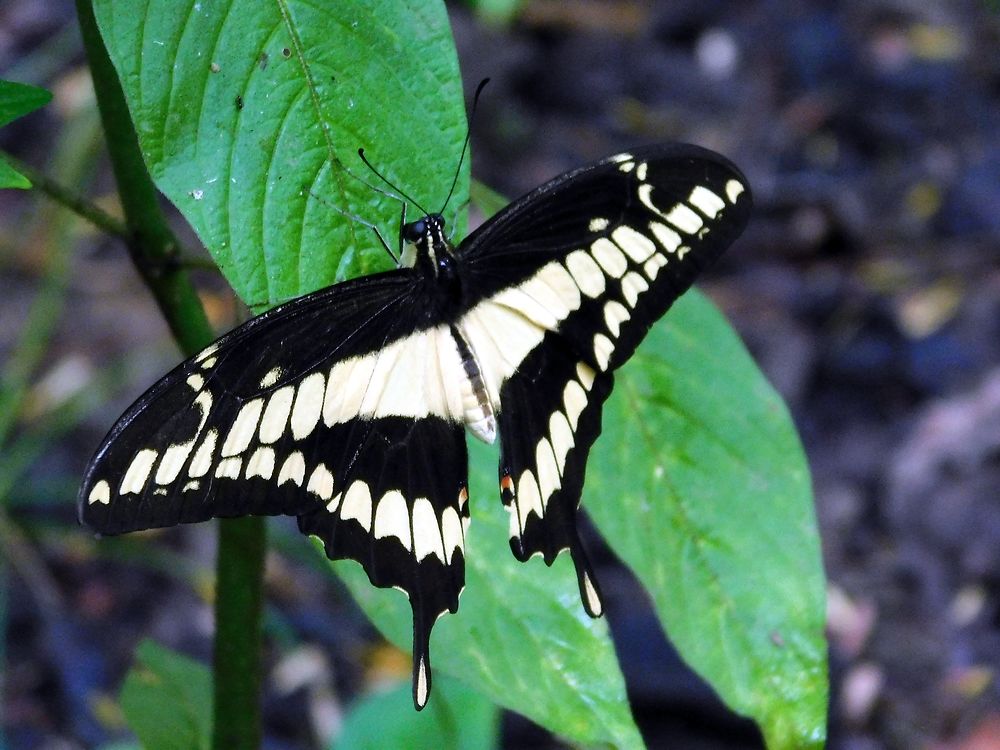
[0,148,128,239]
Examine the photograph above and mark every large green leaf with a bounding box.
[589,289,828,748]
[0,79,52,189]
[119,640,212,750]
[92,0,468,308]
[335,674,499,750]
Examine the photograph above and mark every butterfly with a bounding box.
[79,142,751,709]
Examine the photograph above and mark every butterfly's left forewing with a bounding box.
[453,144,752,612]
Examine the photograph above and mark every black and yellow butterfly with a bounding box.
[79,143,751,708]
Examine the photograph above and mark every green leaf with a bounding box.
[0,80,52,189]
[335,674,499,750]
[0,158,31,189]
[0,80,52,128]
[588,289,828,749]
[119,640,212,750]
[460,0,526,25]
[333,435,645,750]
[92,0,468,308]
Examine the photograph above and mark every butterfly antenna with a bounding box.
[306,188,399,264]
[439,77,490,215]
[357,148,430,216]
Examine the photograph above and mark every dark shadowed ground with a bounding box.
[1,1,998,748]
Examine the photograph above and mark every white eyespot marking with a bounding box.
[649,221,682,253]
[621,271,650,308]
[643,253,668,280]
[664,203,704,234]
[612,225,656,263]
[563,380,588,429]
[549,411,575,471]
[201,357,217,370]
[609,152,634,163]
[183,480,200,493]
[593,333,615,370]
[120,449,158,495]
[153,488,167,496]
[195,343,218,363]
[374,490,411,550]
[215,457,242,479]
[155,441,195,486]
[277,451,305,487]
[186,374,204,391]
[517,470,544,528]
[89,479,111,505]
[638,183,663,218]
[576,361,597,391]
[506,502,520,540]
[564,250,606,298]
[636,161,648,181]
[689,185,726,217]
[221,398,264,457]
[536,261,582,316]
[536,438,562,501]
[194,390,213,425]
[259,366,283,388]
[726,179,745,203]
[291,372,325,440]
[188,429,218,478]
[618,161,635,173]
[306,463,334,501]
[340,481,373,531]
[678,245,691,259]
[245,447,276,480]
[590,238,628,278]
[589,217,609,232]
[583,571,604,616]
[494,286,559,330]
[258,385,294,444]
[412,497,445,562]
[441,506,464,563]
[603,301,631,338]
[416,656,430,709]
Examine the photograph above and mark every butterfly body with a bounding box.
[80,143,752,708]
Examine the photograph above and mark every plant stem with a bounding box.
[75,4,267,748]
[0,148,128,239]
[212,517,267,749]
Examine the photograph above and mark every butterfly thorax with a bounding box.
[399,212,497,443]
[401,213,456,280]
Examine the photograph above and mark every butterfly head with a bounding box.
[400,213,455,280]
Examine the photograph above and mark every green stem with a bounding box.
[0,148,128,239]
[75,3,267,748]
[212,517,267,749]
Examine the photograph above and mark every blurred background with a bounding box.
[2,1,999,748]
